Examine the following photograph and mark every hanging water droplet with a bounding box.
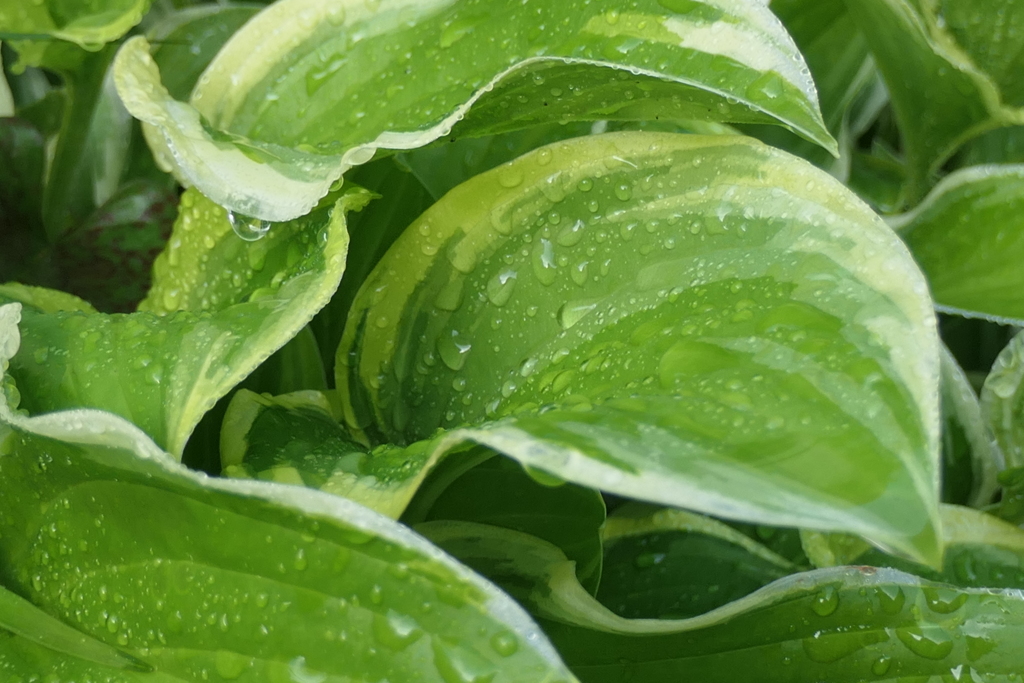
[227,211,271,241]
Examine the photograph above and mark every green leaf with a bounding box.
[338,132,942,565]
[37,45,127,241]
[747,0,876,169]
[310,158,436,380]
[147,4,263,102]
[0,283,96,314]
[0,302,577,683]
[417,456,606,595]
[597,505,793,619]
[0,44,12,116]
[982,329,1024,469]
[0,584,151,673]
[113,0,835,222]
[894,164,1024,325]
[844,0,1024,200]
[399,123,599,201]
[936,0,1024,108]
[939,345,1003,507]
[3,187,368,458]
[811,505,1024,590]
[957,125,1024,166]
[423,519,1024,681]
[0,0,149,56]
[220,388,419,518]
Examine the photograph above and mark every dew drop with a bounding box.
[557,219,585,247]
[923,587,967,614]
[227,211,271,242]
[876,585,905,615]
[490,631,519,657]
[871,655,891,676]
[558,300,599,329]
[896,625,954,660]
[811,586,839,616]
[486,269,517,307]
[531,239,557,285]
[437,330,473,371]
[373,610,423,651]
[433,641,496,683]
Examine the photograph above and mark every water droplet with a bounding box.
[531,239,557,285]
[570,261,589,286]
[558,300,599,329]
[896,625,954,660]
[871,655,891,676]
[437,330,472,371]
[288,656,326,683]
[497,166,523,188]
[876,586,905,615]
[373,610,423,650]
[215,650,250,679]
[811,586,839,616]
[227,211,271,241]
[433,641,497,683]
[557,219,585,247]
[490,631,519,657]
[293,548,308,571]
[486,270,517,307]
[923,587,967,614]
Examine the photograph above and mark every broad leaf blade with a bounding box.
[894,164,1024,326]
[338,132,942,564]
[148,4,263,102]
[749,0,875,170]
[0,0,149,57]
[982,330,1024,469]
[0,584,151,673]
[424,520,1024,682]
[808,505,1024,590]
[0,302,577,683]
[419,456,606,595]
[113,0,835,222]
[3,188,368,458]
[844,0,1024,200]
[938,0,1024,107]
[939,345,1003,507]
[220,388,419,519]
[598,505,793,619]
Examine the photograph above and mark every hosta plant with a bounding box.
[2,0,1024,681]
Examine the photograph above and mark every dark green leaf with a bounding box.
[597,505,793,619]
